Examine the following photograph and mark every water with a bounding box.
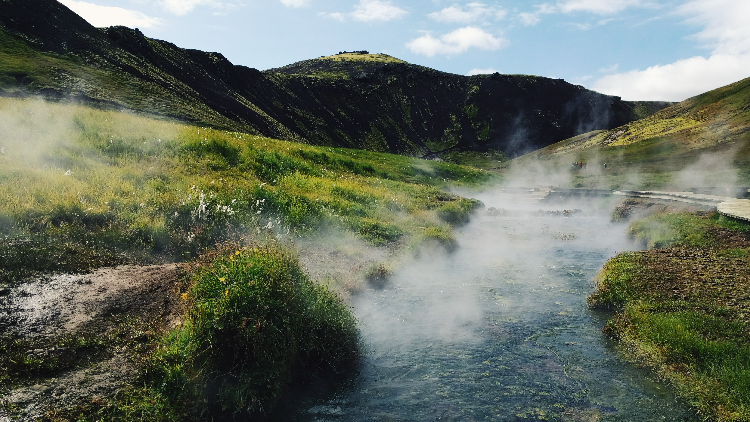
[276,196,698,421]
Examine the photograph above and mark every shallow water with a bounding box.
[276,196,698,421]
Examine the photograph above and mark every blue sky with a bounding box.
[58,0,750,102]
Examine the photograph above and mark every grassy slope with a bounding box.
[514,77,750,189]
[590,212,750,421]
[0,96,491,283]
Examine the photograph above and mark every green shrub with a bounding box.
[587,253,642,309]
[186,244,359,417]
[437,201,471,225]
[422,225,458,252]
[253,151,315,183]
[348,217,403,245]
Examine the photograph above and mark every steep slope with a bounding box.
[0,0,668,157]
[519,77,750,189]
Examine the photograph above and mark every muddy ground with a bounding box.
[0,264,185,421]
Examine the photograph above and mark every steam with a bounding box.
[670,146,741,190]
[353,188,631,352]
[0,98,78,168]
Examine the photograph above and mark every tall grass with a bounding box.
[0,97,490,281]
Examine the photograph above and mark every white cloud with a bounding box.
[518,12,541,26]
[678,0,750,55]
[557,0,644,15]
[159,0,222,16]
[591,0,750,101]
[518,1,642,26]
[467,68,498,76]
[318,11,346,21]
[517,4,556,26]
[592,54,750,101]
[406,26,508,57]
[280,0,311,7]
[321,0,406,23]
[58,0,162,28]
[428,3,506,24]
[599,63,619,73]
[351,0,407,22]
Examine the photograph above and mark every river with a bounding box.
[274,193,698,421]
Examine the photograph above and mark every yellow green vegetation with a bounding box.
[0,97,489,282]
[589,212,750,420]
[0,96,493,420]
[518,77,750,190]
[320,52,405,64]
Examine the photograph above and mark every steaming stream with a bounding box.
[275,194,698,421]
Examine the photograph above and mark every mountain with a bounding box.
[0,0,670,157]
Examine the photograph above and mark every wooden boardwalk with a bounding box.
[717,199,750,222]
[529,188,750,222]
[614,190,750,222]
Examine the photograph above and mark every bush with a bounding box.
[423,225,458,252]
[348,217,403,245]
[186,243,359,417]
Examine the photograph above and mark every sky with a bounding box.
[56,0,750,102]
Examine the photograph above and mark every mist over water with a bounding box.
[275,193,698,421]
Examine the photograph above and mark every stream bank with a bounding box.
[589,210,750,421]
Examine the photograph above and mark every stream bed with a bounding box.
[274,195,698,421]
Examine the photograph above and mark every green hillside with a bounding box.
[517,77,750,189]
[0,97,488,284]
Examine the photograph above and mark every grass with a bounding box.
[36,243,359,421]
[589,212,750,420]
[0,97,490,283]
[440,149,509,170]
[320,52,406,64]
[514,77,750,190]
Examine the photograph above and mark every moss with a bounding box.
[319,53,406,64]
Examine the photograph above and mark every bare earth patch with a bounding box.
[637,228,750,327]
[0,264,186,421]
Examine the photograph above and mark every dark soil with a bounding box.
[635,230,750,327]
[610,197,710,222]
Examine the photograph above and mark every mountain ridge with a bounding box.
[0,0,671,157]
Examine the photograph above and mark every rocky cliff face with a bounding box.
[0,0,670,156]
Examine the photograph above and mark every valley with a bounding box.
[1,1,750,421]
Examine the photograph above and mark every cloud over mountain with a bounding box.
[406,26,507,56]
[58,0,162,28]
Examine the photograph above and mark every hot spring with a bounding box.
[274,192,698,421]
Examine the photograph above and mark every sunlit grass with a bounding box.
[0,97,490,281]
